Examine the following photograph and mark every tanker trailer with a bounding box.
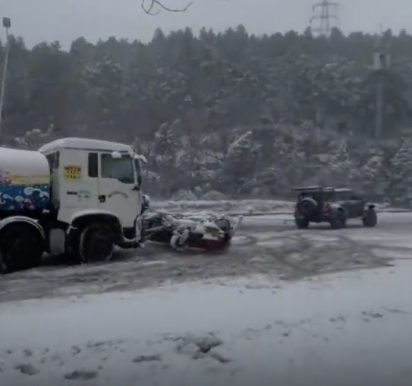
[0,147,50,273]
[0,147,51,213]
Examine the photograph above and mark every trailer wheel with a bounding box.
[79,222,115,263]
[0,223,44,274]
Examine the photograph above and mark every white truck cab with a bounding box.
[0,137,145,274]
[38,137,142,229]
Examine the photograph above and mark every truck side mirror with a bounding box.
[133,153,147,164]
[141,194,150,214]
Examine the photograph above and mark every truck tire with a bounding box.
[295,217,309,229]
[329,211,347,229]
[362,208,377,227]
[0,223,44,274]
[79,222,115,263]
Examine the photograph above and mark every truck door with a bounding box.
[57,150,100,223]
[97,152,141,228]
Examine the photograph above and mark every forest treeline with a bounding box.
[1,26,412,203]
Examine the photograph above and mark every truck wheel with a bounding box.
[79,222,115,263]
[0,223,44,274]
[330,212,346,229]
[363,208,377,227]
[295,217,309,229]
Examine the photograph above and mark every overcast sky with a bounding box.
[1,0,412,49]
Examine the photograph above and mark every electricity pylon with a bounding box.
[310,0,339,37]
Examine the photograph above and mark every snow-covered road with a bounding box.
[0,212,405,302]
[1,263,412,385]
[0,212,410,302]
[1,209,412,385]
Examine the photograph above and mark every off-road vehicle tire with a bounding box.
[295,217,309,229]
[0,223,44,274]
[329,211,347,229]
[362,208,377,227]
[79,222,115,263]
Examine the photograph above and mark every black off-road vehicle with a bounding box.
[292,186,377,229]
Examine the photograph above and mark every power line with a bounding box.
[310,0,339,37]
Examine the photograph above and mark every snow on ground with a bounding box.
[1,262,412,385]
[1,210,412,384]
[151,199,294,214]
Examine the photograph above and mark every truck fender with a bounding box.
[67,209,122,231]
[68,209,122,226]
[0,216,46,242]
[364,203,376,211]
[66,209,124,244]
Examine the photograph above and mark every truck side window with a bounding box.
[88,153,98,177]
[101,153,134,183]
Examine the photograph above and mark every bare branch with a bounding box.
[141,0,192,15]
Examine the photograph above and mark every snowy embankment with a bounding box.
[1,263,412,385]
[151,199,406,216]
[151,199,293,215]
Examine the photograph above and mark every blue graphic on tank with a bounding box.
[0,169,50,211]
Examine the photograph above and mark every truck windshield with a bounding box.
[101,153,135,184]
